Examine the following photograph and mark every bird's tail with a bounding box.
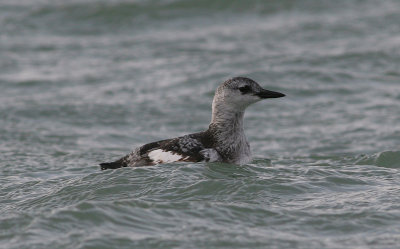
[100,158,127,170]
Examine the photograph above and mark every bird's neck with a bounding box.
[208,102,251,163]
[210,105,245,136]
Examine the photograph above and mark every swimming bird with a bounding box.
[100,77,285,170]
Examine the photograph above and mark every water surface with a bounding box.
[1,0,400,248]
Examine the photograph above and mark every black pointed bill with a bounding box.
[255,89,285,99]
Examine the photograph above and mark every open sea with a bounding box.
[1,0,400,248]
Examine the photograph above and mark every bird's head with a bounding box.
[213,77,285,112]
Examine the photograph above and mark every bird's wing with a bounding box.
[100,133,221,169]
[145,135,207,164]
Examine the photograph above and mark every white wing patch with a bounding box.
[148,149,186,164]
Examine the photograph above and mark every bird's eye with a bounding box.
[238,85,251,93]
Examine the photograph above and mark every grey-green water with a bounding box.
[1,0,400,248]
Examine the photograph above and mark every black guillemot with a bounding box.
[100,77,285,170]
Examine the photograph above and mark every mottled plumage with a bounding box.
[100,77,284,170]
